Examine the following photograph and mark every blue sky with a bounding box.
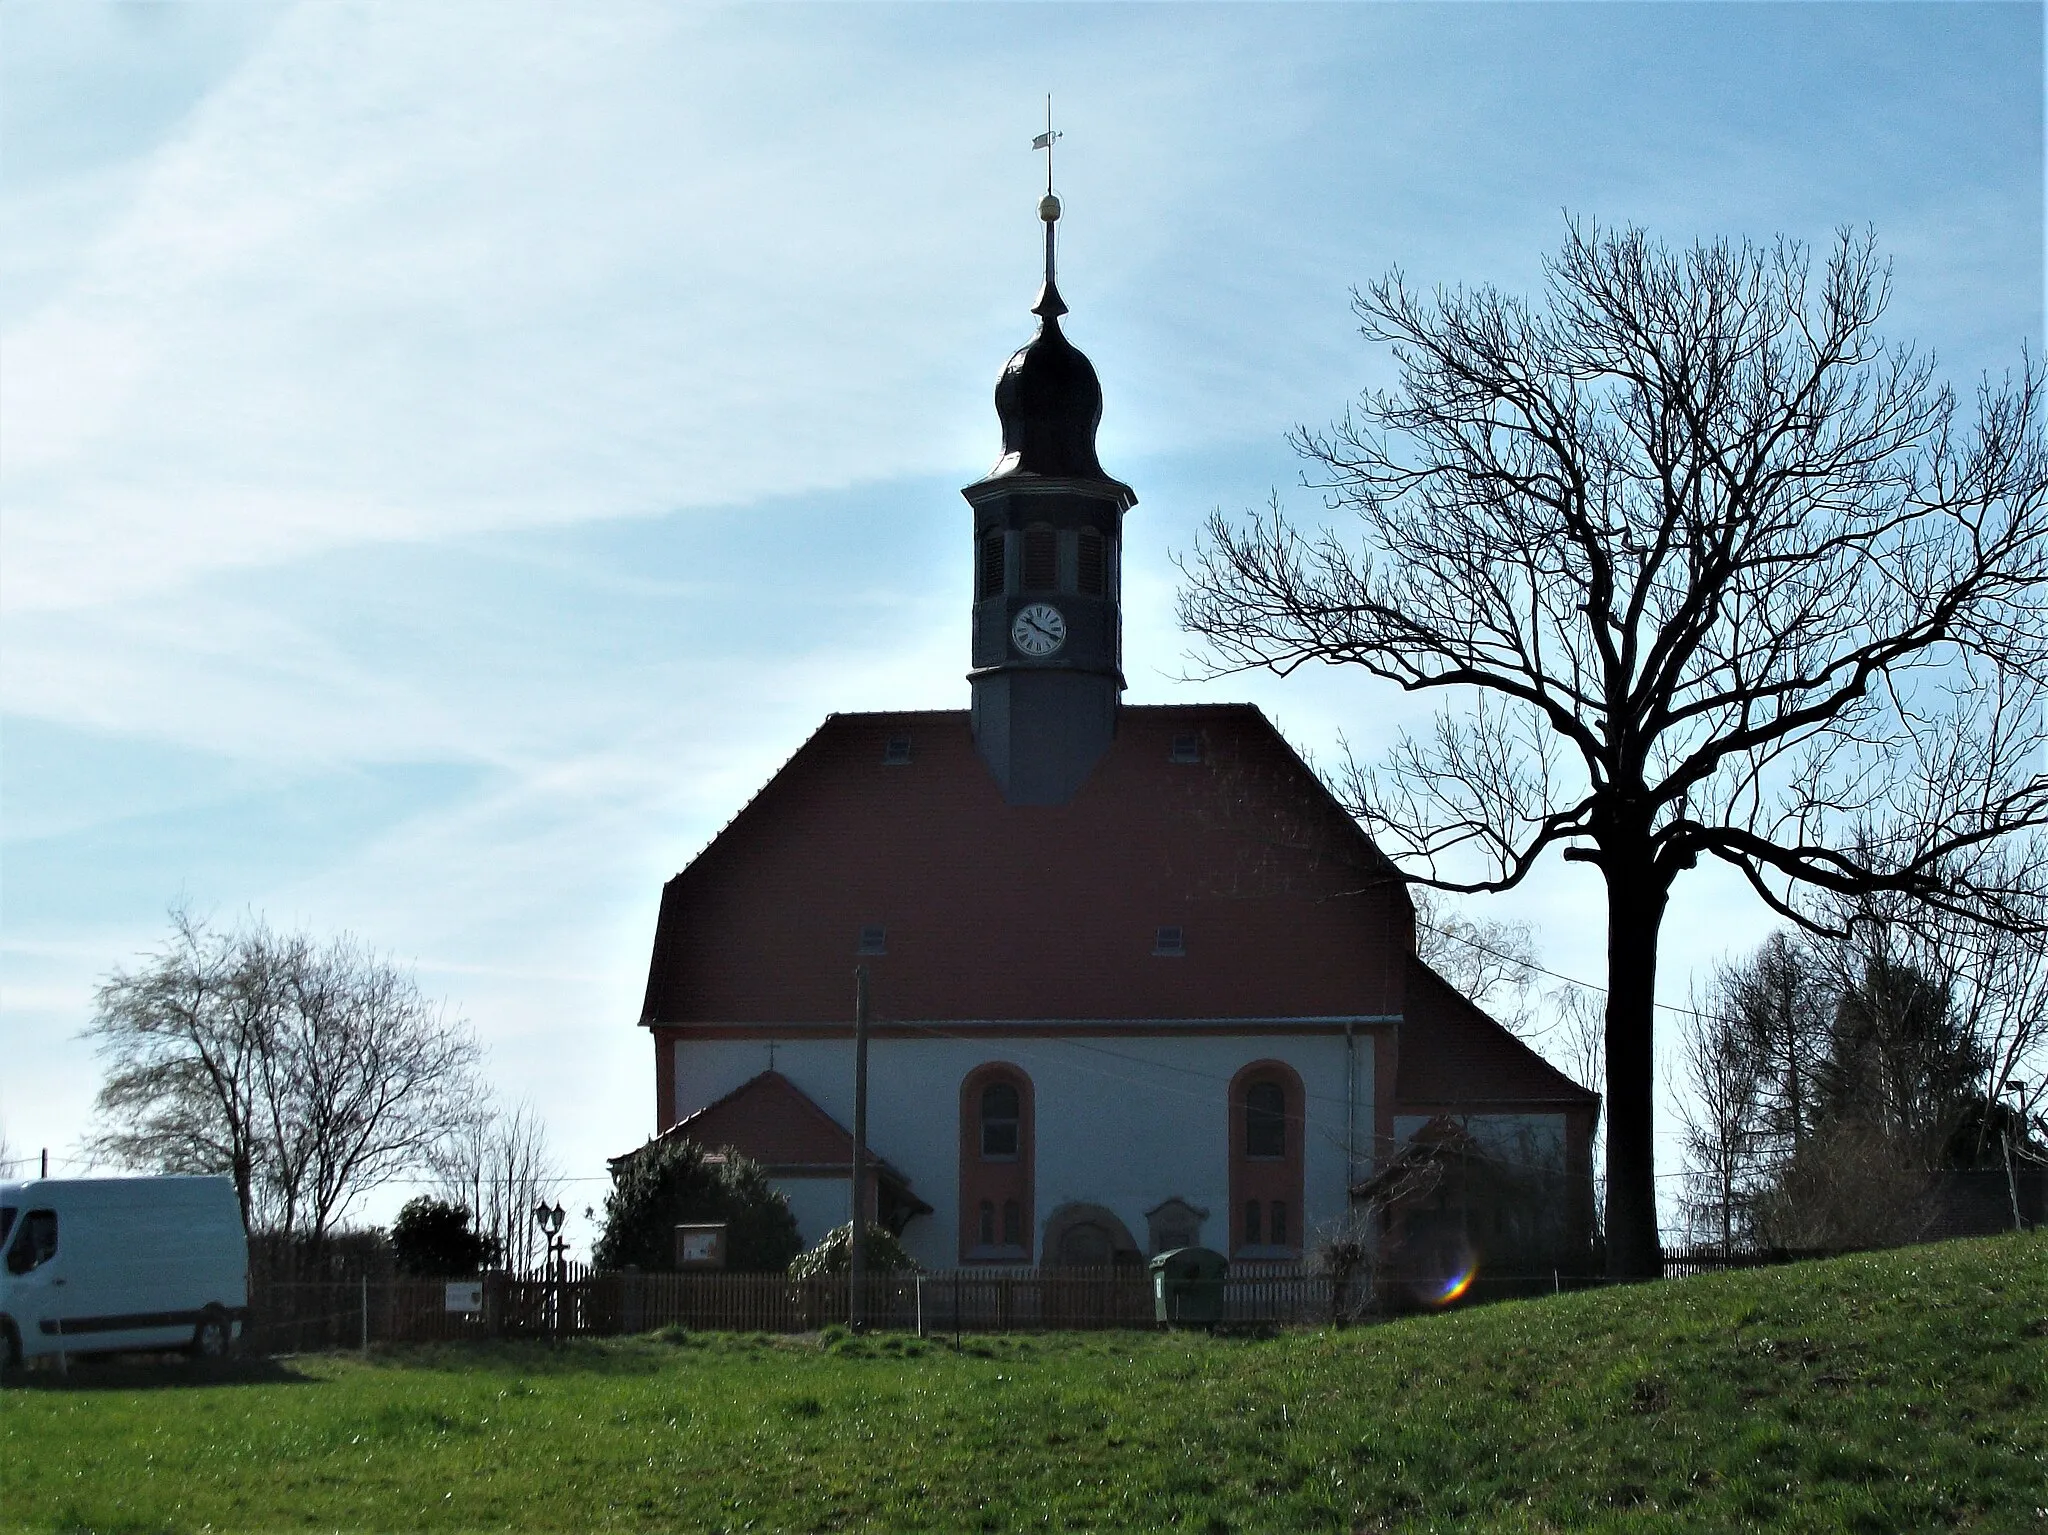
[3,2,2040,1243]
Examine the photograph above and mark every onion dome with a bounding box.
[977,192,1126,489]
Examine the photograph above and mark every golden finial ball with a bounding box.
[1039,193,1061,222]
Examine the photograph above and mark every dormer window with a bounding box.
[883,735,912,765]
[1077,529,1106,596]
[1153,926,1185,957]
[977,534,1006,600]
[1170,733,1201,764]
[857,925,887,955]
[1022,527,1058,591]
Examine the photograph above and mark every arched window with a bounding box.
[980,1082,1020,1159]
[1245,1082,1286,1158]
[1229,1062,1304,1258]
[960,1065,1034,1263]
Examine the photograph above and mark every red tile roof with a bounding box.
[642,705,1411,1026]
[669,1070,865,1169]
[1396,957,1599,1110]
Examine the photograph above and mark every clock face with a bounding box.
[1010,602,1067,657]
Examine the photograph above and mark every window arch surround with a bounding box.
[1229,1060,1305,1258]
[959,1063,1034,1263]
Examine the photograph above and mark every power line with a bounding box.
[1416,916,1741,1029]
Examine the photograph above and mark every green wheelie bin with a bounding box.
[1150,1247,1228,1328]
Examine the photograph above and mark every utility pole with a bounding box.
[2003,1079,2029,1232]
[850,965,870,1331]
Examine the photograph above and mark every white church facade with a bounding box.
[635,181,1597,1276]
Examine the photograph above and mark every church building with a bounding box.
[636,182,1598,1275]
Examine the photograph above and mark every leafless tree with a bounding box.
[1411,888,1539,1033]
[85,910,481,1245]
[431,1100,561,1274]
[1807,860,2048,1164]
[1178,221,2048,1276]
[85,908,280,1228]
[1675,994,1767,1252]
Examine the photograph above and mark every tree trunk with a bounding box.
[1604,864,1669,1280]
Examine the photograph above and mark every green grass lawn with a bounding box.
[3,1233,2044,1534]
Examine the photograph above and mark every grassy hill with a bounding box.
[3,1233,2043,1533]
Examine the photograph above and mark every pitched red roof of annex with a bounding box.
[642,705,1412,1026]
[1396,957,1600,1111]
[669,1069,865,1168]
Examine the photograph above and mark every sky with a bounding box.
[2,1,2041,1251]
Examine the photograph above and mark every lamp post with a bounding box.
[533,1201,567,1337]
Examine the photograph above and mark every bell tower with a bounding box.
[965,149,1136,805]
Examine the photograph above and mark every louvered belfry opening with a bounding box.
[1022,527,1058,590]
[977,534,1006,599]
[1077,527,1106,596]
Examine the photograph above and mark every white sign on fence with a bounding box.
[444,1281,484,1313]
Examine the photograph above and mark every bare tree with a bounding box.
[1179,221,2048,1276]
[1411,888,1539,1032]
[86,910,480,1244]
[431,1100,561,1274]
[85,908,281,1227]
[1675,996,1766,1251]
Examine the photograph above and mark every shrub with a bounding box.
[390,1197,497,1277]
[788,1221,918,1278]
[592,1137,800,1272]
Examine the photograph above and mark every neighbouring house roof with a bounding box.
[1350,1113,1479,1202]
[641,705,1412,1027]
[642,1070,929,1215]
[1394,957,1601,1113]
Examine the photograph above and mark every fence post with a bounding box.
[360,1277,369,1355]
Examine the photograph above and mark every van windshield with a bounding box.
[0,1207,13,1246]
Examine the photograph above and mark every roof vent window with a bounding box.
[1153,925,1186,957]
[1170,733,1201,764]
[858,925,887,955]
[883,735,912,765]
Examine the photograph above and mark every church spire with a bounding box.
[976,107,1128,493]
[1032,99,1068,320]
[962,116,1137,806]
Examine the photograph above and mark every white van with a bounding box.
[0,1176,249,1368]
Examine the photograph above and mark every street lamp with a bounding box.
[532,1201,568,1336]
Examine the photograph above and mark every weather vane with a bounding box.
[1031,96,1060,200]
[1030,96,1064,310]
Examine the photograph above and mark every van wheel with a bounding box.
[190,1308,232,1362]
[0,1321,20,1376]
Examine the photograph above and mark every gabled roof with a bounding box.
[642,705,1410,1026]
[670,1070,868,1169]
[649,1071,929,1215]
[1395,957,1601,1112]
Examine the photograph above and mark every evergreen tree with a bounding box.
[390,1196,497,1277]
[592,1137,800,1272]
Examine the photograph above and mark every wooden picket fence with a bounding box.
[244,1243,1836,1352]
[247,1263,1356,1348]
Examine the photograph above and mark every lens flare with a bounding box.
[1430,1262,1478,1306]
